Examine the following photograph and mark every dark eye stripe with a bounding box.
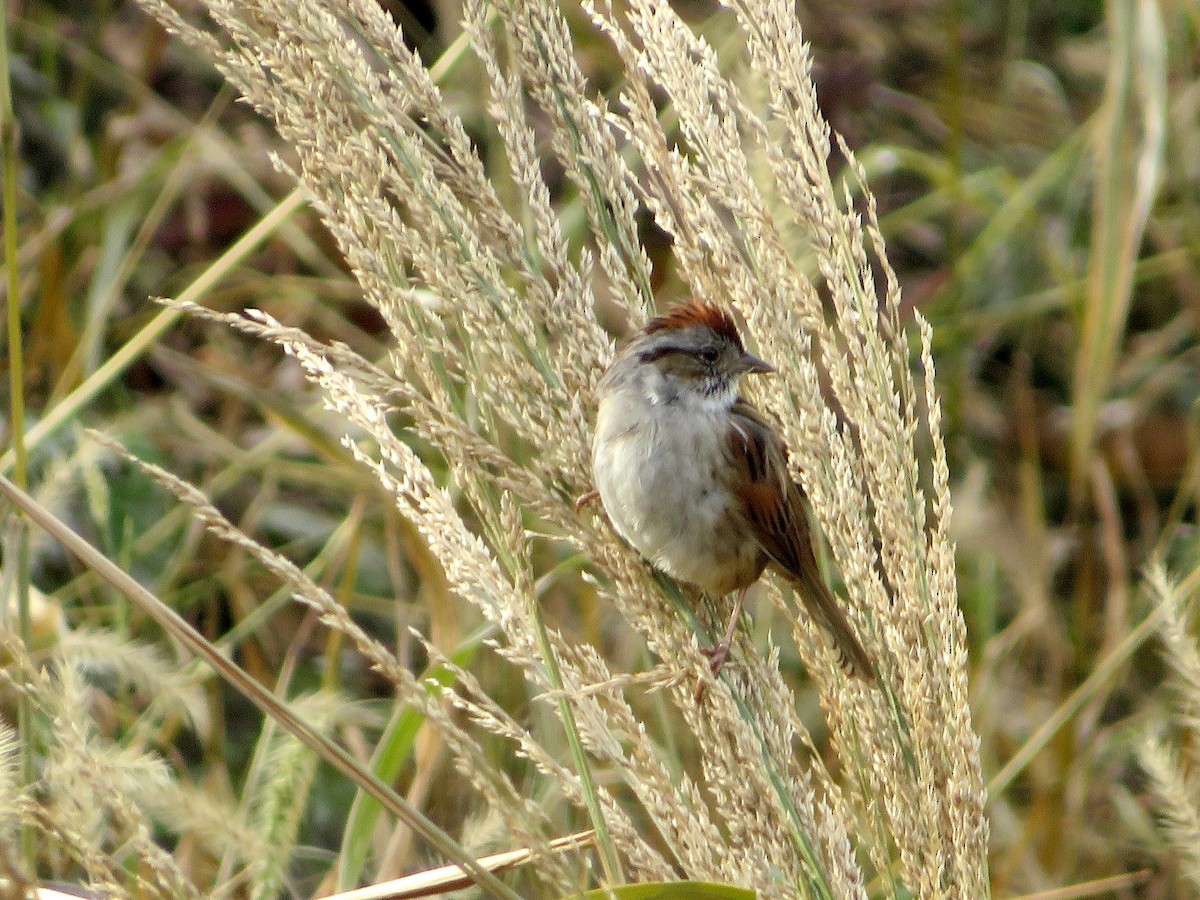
[637,345,690,364]
[638,345,719,365]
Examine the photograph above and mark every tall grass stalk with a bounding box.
[1069,0,1165,502]
[0,0,998,894]
[1140,568,1200,894]
[119,0,991,894]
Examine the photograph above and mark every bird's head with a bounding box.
[614,302,774,404]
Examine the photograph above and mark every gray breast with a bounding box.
[593,394,766,596]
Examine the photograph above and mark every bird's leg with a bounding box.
[575,489,600,511]
[703,586,748,677]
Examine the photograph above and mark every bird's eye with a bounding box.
[698,346,719,364]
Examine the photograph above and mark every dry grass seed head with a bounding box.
[131,0,988,894]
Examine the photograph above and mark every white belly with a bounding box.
[592,393,764,595]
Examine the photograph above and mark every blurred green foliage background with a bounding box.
[4,0,1200,896]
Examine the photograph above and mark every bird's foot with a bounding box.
[701,639,732,677]
[695,587,747,699]
[694,644,731,703]
[575,489,600,511]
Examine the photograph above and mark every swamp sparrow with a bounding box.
[587,301,873,680]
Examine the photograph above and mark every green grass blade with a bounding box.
[1069,0,1166,499]
[338,631,488,890]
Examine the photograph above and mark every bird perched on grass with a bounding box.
[586,301,873,681]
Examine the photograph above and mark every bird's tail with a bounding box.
[796,573,875,680]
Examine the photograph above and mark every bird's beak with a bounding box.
[738,352,775,375]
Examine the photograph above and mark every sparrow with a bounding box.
[587,301,873,681]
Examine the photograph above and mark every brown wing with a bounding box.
[727,400,874,679]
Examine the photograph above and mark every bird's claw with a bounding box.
[693,641,733,702]
[575,489,600,511]
[701,641,732,677]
